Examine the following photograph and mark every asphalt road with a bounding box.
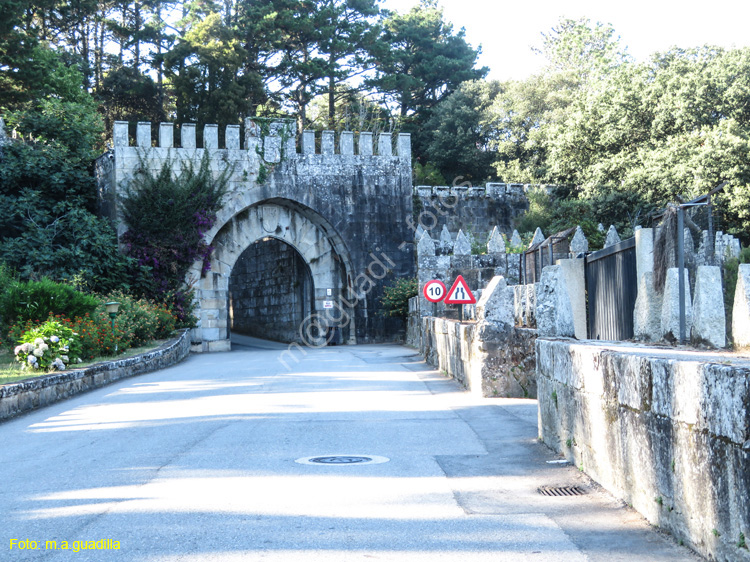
[1,337,700,561]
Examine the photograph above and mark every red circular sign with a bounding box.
[423,280,447,303]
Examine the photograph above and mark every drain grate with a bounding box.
[538,485,587,497]
[310,456,372,464]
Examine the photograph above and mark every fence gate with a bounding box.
[585,237,637,341]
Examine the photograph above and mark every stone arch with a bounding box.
[190,199,356,351]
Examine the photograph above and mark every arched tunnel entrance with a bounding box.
[193,200,357,350]
[228,237,314,343]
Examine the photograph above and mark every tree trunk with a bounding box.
[328,53,336,129]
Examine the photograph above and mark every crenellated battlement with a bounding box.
[112,120,411,158]
[414,183,553,198]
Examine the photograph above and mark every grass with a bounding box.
[0,339,169,386]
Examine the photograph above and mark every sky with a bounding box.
[382,0,750,81]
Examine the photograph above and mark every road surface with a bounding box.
[1,337,700,561]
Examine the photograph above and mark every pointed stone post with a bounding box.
[604,225,621,248]
[453,230,472,256]
[487,227,506,254]
[569,226,588,255]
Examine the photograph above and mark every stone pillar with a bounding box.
[225,125,240,149]
[398,133,411,158]
[181,124,196,149]
[604,225,621,248]
[204,124,219,149]
[732,264,750,348]
[691,266,726,348]
[661,268,692,341]
[114,121,129,147]
[531,227,545,246]
[264,122,283,162]
[487,226,506,254]
[137,122,151,148]
[284,123,296,157]
[244,122,259,153]
[378,133,392,156]
[635,228,654,284]
[557,258,586,339]
[453,230,471,256]
[302,130,316,154]
[476,276,514,331]
[159,123,174,148]
[634,272,662,341]
[339,131,354,155]
[321,130,335,154]
[536,265,575,337]
[358,132,373,155]
[569,226,588,255]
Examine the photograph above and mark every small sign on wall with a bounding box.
[323,301,334,309]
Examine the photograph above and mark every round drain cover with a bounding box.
[296,455,390,466]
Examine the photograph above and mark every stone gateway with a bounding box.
[97,121,414,350]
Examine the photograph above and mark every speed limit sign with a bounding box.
[423,279,447,303]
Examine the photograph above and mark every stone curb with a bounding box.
[0,329,191,422]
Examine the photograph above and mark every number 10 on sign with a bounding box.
[423,280,447,303]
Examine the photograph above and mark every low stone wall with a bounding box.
[419,316,537,397]
[0,329,191,422]
[537,338,750,562]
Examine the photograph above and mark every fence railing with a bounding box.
[584,237,637,341]
[520,227,575,284]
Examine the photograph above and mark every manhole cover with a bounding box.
[295,455,390,466]
[310,456,371,464]
[537,485,587,497]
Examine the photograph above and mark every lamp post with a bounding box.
[105,301,120,353]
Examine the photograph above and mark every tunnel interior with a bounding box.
[228,237,314,343]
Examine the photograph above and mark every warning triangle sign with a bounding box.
[444,275,476,304]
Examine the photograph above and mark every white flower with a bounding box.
[34,338,44,346]
[27,355,37,364]
[33,348,44,358]
[50,335,60,343]
[61,355,69,363]
[51,358,66,371]
[14,345,22,355]
[39,343,49,352]
[76,358,83,363]
[21,343,32,353]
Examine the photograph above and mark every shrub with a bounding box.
[380,278,419,318]
[0,278,100,335]
[103,292,177,347]
[13,320,81,371]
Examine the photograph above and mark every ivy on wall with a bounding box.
[121,154,230,325]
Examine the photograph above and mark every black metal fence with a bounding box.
[521,227,576,284]
[584,237,637,341]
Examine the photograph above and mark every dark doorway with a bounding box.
[229,237,314,343]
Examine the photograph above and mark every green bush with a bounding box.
[13,320,82,371]
[380,278,419,318]
[0,278,100,335]
[103,292,177,347]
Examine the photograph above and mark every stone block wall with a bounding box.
[228,237,313,343]
[419,317,537,398]
[413,183,531,243]
[538,338,750,562]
